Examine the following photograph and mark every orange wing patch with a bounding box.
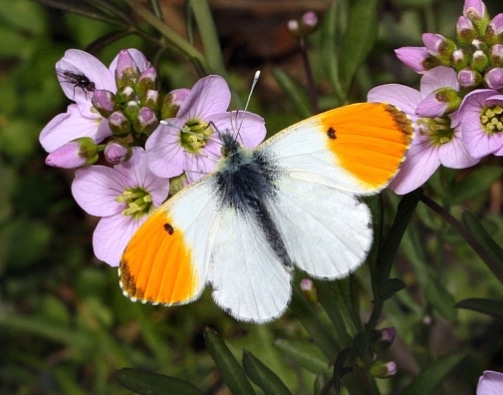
[120,209,199,305]
[320,102,413,191]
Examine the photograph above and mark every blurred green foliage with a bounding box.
[1,0,503,394]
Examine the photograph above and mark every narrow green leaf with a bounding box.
[321,0,345,103]
[204,328,256,395]
[341,0,378,91]
[290,286,340,361]
[115,368,203,395]
[188,0,227,77]
[271,68,312,119]
[424,275,457,321]
[375,190,422,289]
[456,298,503,319]
[402,352,465,395]
[242,351,292,395]
[449,165,502,205]
[274,339,329,374]
[376,278,405,302]
[462,211,503,285]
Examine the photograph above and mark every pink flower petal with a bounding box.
[367,85,422,117]
[420,66,459,96]
[115,147,169,204]
[93,214,144,267]
[209,111,266,149]
[145,122,186,178]
[177,75,231,120]
[438,132,480,168]
[477,371,503,395]
[72,166,126,217]
[39,104,110,152]
[389,135,441,194]
[56,49,115,103]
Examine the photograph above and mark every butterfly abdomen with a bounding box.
[214,140,293,268]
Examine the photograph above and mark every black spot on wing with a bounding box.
[327,127,337,139]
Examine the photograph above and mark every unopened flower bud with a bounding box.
[136,66,157,96]
[422,33,456,61]
[287,19,300,35]
[395,47,439,73]
[45,138,98,169]
[161,92,183,119]
[463,0,490,34]
[472,49,490,72]
[134,107,158,135]
[115,49,140,88]
[373,327,396,353]
[456,16,477,45]
[490,44,503,66]
[458,67,483,87]
[143,89,162,111]
[287,11,318,38]
[109,111,131,136]
[92,89,116,117]
[471,38,488,51]
[450,48,470,70]
[299,278,317,303]
[416,87,461,117]
[123,100,140,120]
[116,86,136,104]
[301,11,318,33]
[486,13,503,45]
[484,67,503,89]
[369,360,397,379]
[104,139,131,164]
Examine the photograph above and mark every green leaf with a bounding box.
[402,352,465,395]
[374,190,422,289]
[115,368,203,395]
[423,275,457,321]
[376,278,406,302]
[462,211,503,285]
[290,286,340,361]
[189,0,227,77]
[204,327,256,395]
[271,68,312,119]
[341,0,378,91]
[456,298,503,319]
[321,0,345,103]
[274,339,329,374]
[448,165,503,205]
[242,351,292,395]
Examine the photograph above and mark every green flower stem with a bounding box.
[126,0,208,74]
[420,194,503,285]
[298,38,319,114]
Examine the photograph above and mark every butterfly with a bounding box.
[119,102,413,323]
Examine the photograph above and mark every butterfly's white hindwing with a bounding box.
[207,205,292,323]
[266,176,372,278]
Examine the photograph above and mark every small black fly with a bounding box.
[58,71,96,97]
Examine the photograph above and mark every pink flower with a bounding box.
[71,148,169,266]
[40,49,116,152]
[146,75,266,183]
[458,89,503,158]
[368,66,479,194]
[40,49,153,153]
[477,371,503,395]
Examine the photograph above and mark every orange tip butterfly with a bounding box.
[119,102,413,323]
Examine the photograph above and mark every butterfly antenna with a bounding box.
[236,70,261,134]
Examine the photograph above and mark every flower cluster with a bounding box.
[40,49,266,266]
[369,0,503,194]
